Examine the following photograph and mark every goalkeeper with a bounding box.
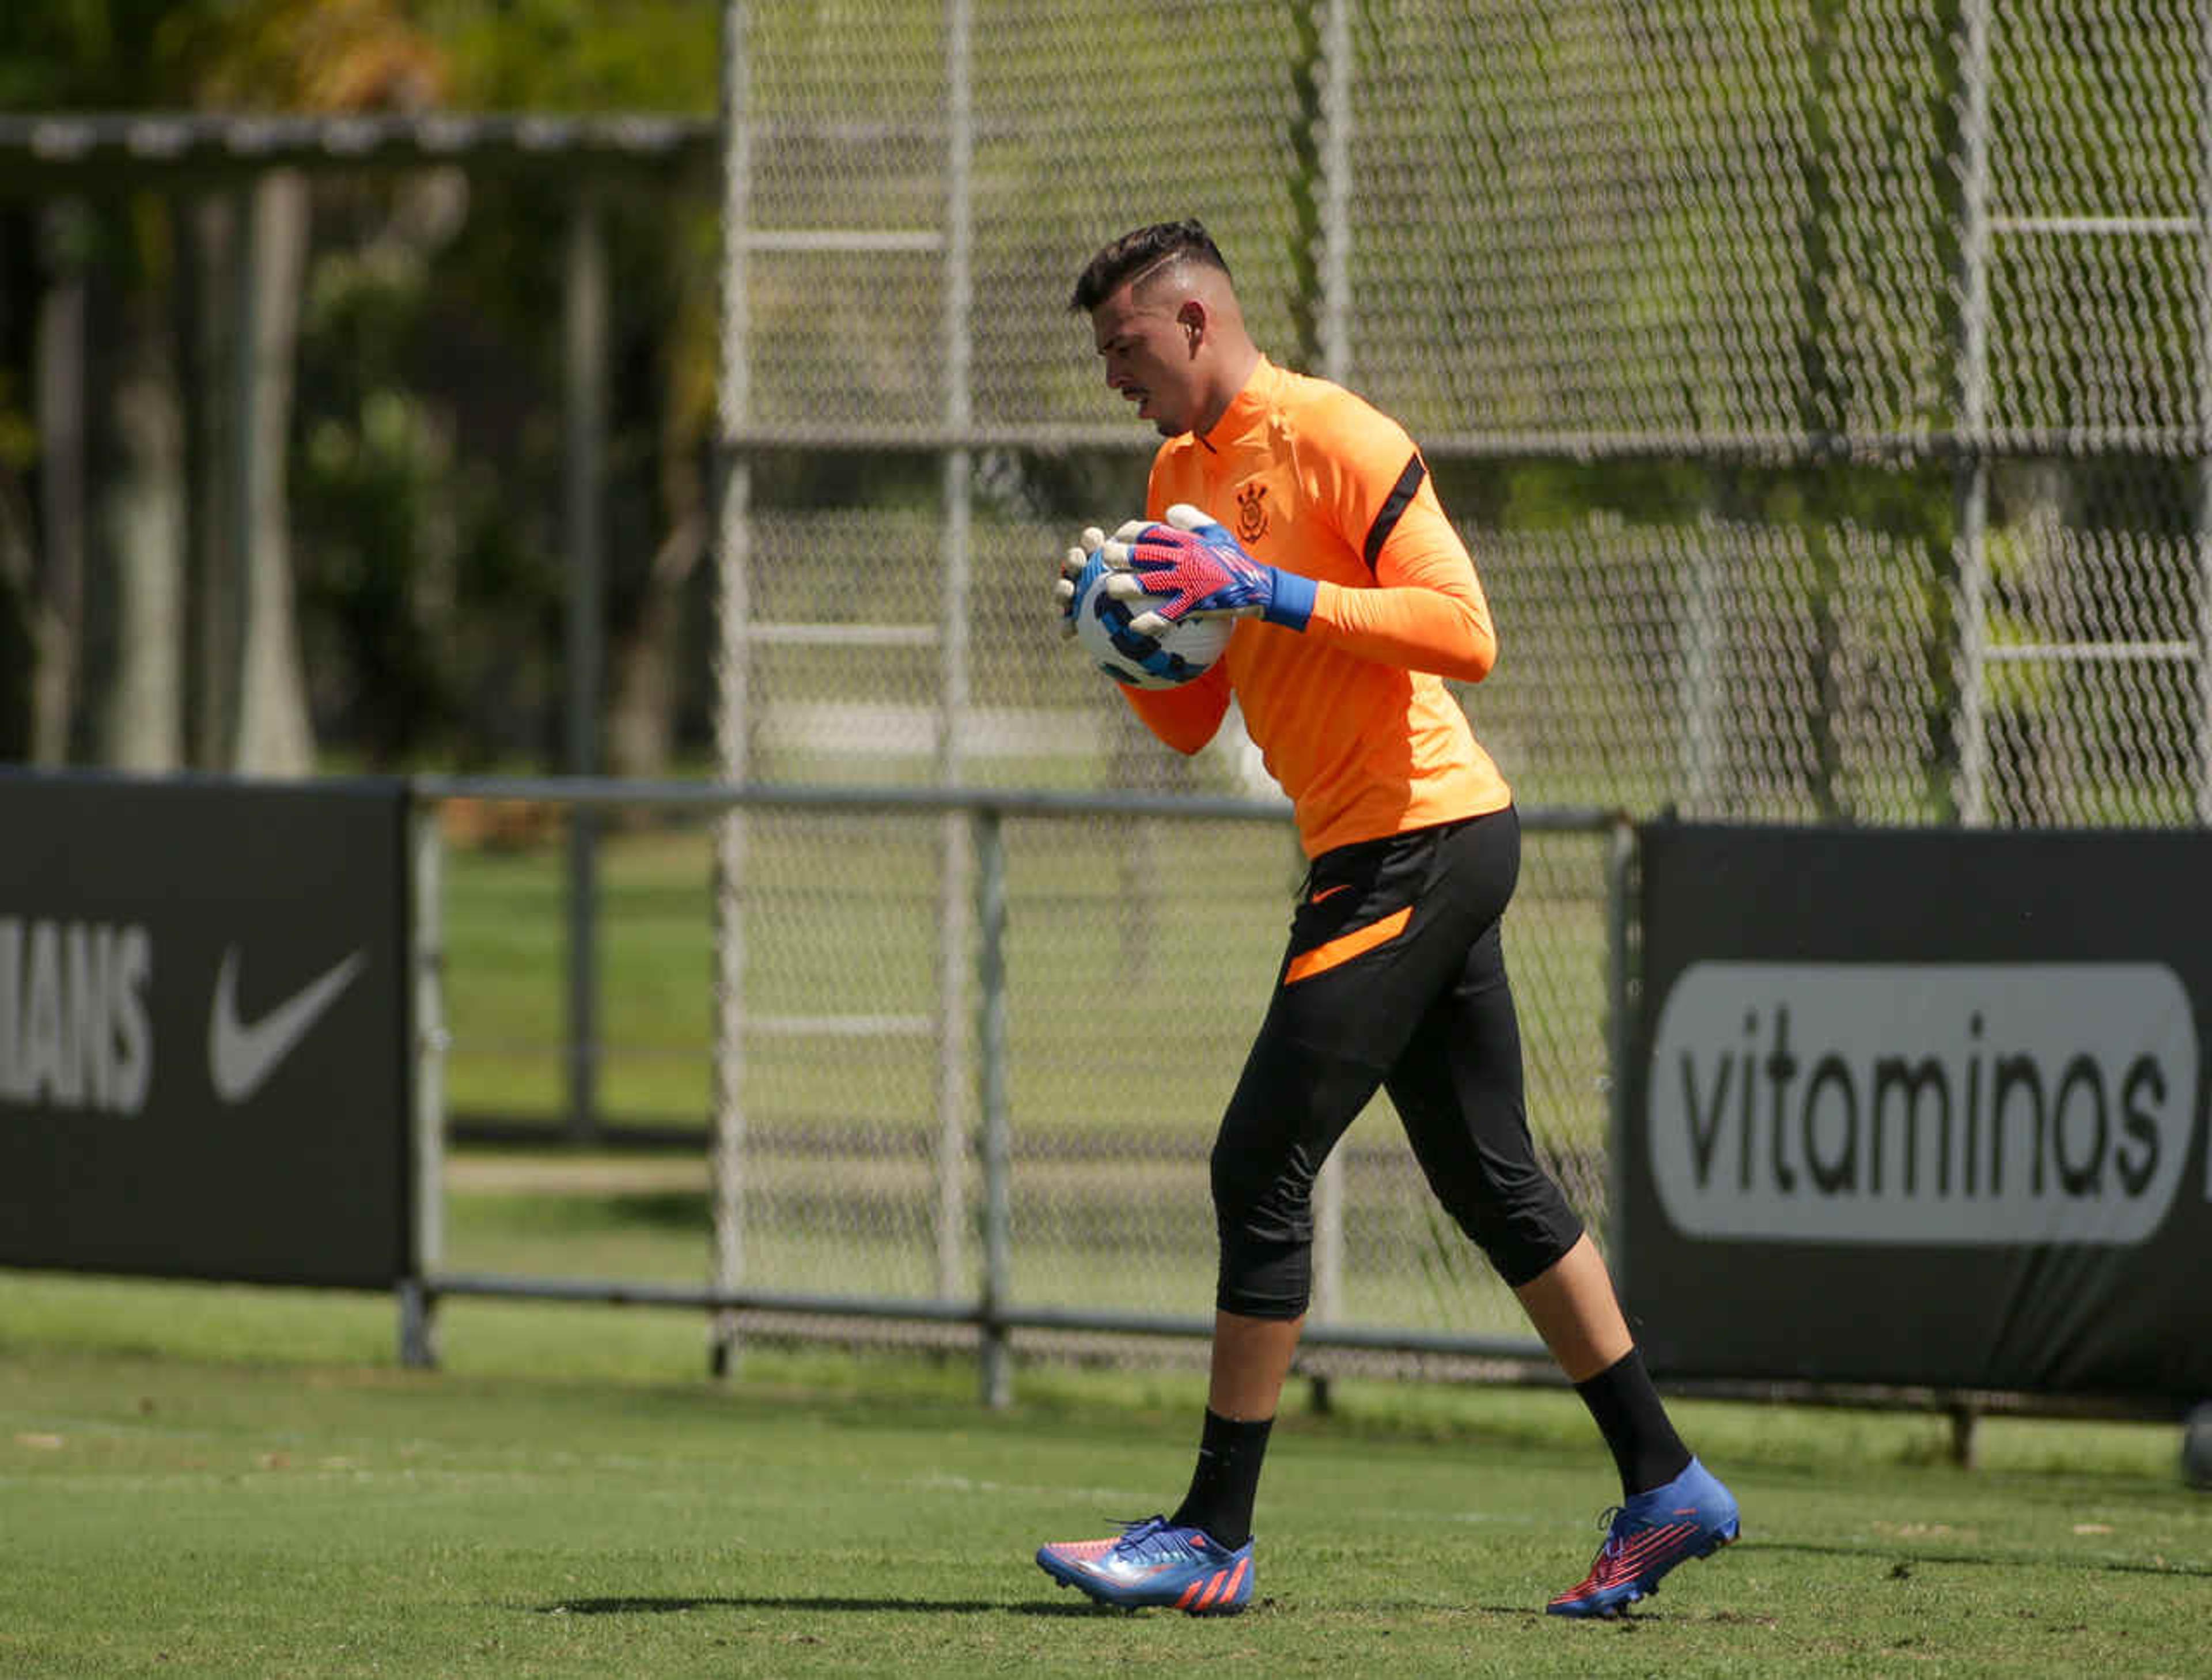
[1033,220,1739,1620]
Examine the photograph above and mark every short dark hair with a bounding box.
[1069,219,1232,313]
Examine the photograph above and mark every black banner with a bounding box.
[1624,822,2211,1404]
[0,771,411,1288]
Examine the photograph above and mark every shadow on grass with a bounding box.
[1752,1541,2212,1578]
[535,1596,1107,1617]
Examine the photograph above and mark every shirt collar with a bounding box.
[1196,355,1282,453]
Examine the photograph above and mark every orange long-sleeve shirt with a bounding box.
[1120,356,1512,857]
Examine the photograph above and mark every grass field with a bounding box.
[9,813,2200,1675]
[2,1270,2206,1678]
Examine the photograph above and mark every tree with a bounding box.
[0,0,446,774]
[434,0,720,780]
[176,0,448,775]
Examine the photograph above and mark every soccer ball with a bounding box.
[2184,1402,2212,1490]
[1070,556,1231,690]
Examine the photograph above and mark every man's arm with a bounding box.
[1302,486,1497,683]
[1119,660,1232,754]
[1055,510,1234,754]
[1132,391,1499,683]
[1109,489,1498,684]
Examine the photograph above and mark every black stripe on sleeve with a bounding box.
[1361,453,1428,573]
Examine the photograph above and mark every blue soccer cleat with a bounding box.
[1036,1515,1254,1614]
[1547,1456,1740,1618]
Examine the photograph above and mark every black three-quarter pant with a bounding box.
[1209,804,1585,1319]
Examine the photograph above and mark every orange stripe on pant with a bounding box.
[1283,905,1411,986]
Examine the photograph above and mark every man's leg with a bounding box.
[1161,1310,1302,1557]
[1206,1309,1305,1416]
[1514,1232,1691,1497]
[1388,930,1698,1504]
[1170,1024,1385,1550]
[1510,1229,1628,1381]
[1034,1019,1381,1610]
[1378,823,1738,1613]
[1038,824,1462,1610]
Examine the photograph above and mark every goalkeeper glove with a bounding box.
[1054,525,1111,639]
[1100,503,1317,634]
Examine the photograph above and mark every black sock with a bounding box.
[1574,1347,1692,1499]
[1169,1409,1273,1550]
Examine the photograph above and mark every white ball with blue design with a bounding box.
[1071,553,1231,689]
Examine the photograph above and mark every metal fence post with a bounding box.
[2197,3,2212,825]
[1953,0,1994,826]
[1603,812,1635,1284]
[401,798,447,1369]
[934,0,980,1301]
[709,0,755,1380]
[564,186,608,1145]
[973,804,1013,1409]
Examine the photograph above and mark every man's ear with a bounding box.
[1176,297,1206,350]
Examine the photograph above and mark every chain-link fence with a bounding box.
[421,782,1622,1388]
[440,1,2212,1382]
[668,1,2200,1375]
[667,0,2212,1376]
[717,0,2207,812]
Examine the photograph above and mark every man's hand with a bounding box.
[1098,504,1317,634]
[1054,525,1110,639]
[1058,517,1174,635]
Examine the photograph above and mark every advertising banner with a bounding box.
[0,771,411,1288]
[1624,822,2211,1402]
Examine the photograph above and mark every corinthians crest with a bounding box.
[1234,480,1270,542]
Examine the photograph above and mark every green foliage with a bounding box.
[427,0,718,112]
[0,0,225,107]
[290,212,592,765]
[0,0,725,773]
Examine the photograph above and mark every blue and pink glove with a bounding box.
[1099,503,1317,635]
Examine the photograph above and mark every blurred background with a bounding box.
[1,1,724,781]
[11,1,2204,820]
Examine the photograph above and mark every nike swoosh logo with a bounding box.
[208,947,367,1104]
[1309,883,1353,905]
